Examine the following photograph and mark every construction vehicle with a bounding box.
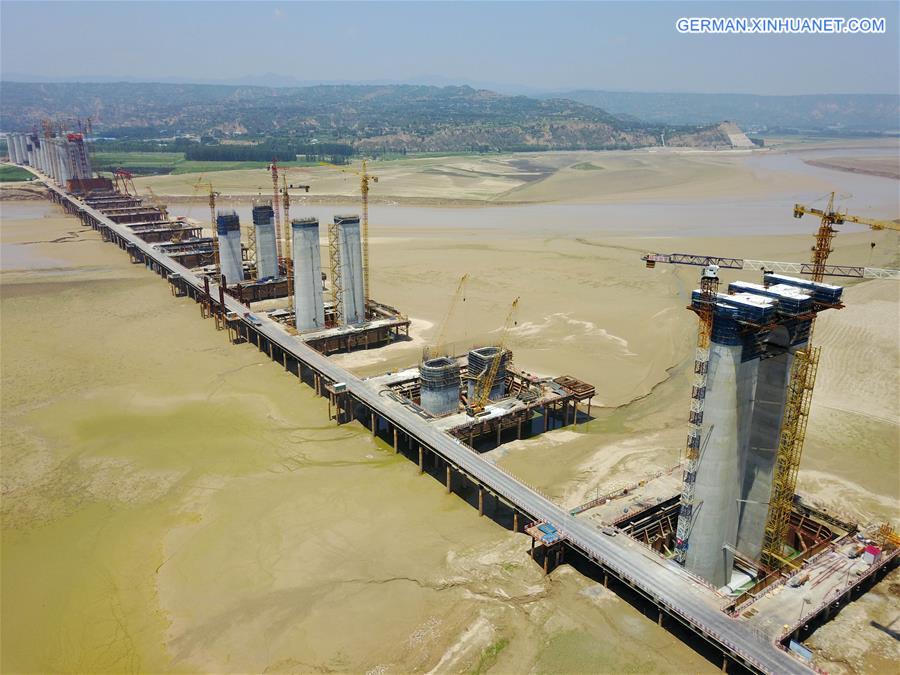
[673,264,719,564]
[467,297,519,416]
[423,274,469,362]
[642,252,900,280]
[793,192,899,282]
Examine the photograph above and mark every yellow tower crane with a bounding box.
[192,178,221,272]
[324,159,378,309]
[793,192,899,282]
[758,195,899,568]
[761,345,820,569]
[469,297,519,415]
[279,174,311,298]
[269,158,284,262]
[423,273,469,362]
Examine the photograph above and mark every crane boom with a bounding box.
[793,192,899,282]
[470,298,519,413]
[642,252,900,280]
[424,274,469,361]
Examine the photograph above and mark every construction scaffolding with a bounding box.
[327,219,344,325]
[761,346,821,568]
[674,267,719,564]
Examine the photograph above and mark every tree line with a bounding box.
[185,142,354,164]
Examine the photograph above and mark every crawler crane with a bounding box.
[423,274,469,362]
[468,298,519,415]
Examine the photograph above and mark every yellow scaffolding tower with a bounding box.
[674,266,719,563]
[328,220,343,324]
[761,346,820,568]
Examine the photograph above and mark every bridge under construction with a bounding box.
[21,162,900,675]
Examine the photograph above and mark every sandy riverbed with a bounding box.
[136,139,900,208]
[2,142,898,673]
[1,199,712,673]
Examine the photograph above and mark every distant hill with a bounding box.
[542,90,900,134]
[0,82,738,152]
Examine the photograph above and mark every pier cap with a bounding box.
[292,216,319,229]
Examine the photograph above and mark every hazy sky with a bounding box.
[1,1,898,95]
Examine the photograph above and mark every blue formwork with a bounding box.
[781,317,813,346]
[728,281,814,316]
[764,273,843,305]
[251,204,275,225]
[216,211,240,235]
[711,306,743,346]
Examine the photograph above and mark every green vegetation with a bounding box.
[185,142,352,164]
[377,150,490,161]
[0,165,34,182]
[471,637,509,675]
[92,152,321,176]
[571,162,604,171]
[0,82,730,154]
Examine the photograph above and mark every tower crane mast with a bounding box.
[793,192,899,282]
[269,159,284,261]
[193,178,220,272]
[279,174,311,299]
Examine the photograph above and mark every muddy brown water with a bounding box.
[3,146,897,673]
[2,200,714,672]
